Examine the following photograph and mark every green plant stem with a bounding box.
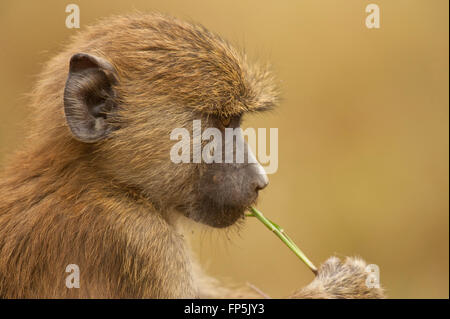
[247,206,318,276]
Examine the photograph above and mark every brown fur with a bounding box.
[0,13,384,298]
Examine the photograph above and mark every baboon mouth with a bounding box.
[178,196,256,228]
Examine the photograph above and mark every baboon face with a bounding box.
[63,16,277,228]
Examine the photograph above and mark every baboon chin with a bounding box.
[0,12,384,299]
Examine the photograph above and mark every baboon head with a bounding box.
[60,13,278,228]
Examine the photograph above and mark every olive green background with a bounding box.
[0,1,448,298]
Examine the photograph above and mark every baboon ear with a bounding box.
[64,53,119,143]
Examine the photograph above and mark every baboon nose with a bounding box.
[254,170,269,191]
[255,166,269,191]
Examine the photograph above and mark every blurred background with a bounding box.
[0,0,448,298]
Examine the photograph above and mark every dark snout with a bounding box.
[205,163,268,206]
[187,162,269,228]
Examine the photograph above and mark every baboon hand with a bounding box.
[291,256,385,299]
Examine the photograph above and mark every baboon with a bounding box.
[0,13,384,298]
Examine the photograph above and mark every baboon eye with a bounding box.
[221,117,231,127]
